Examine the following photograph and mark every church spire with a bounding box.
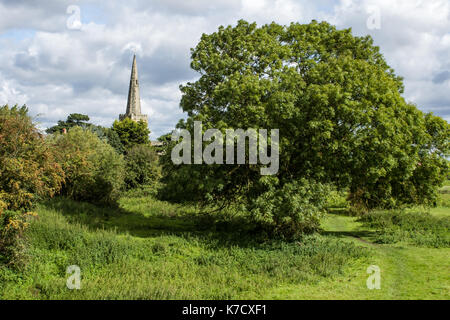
[120,54,148,124]
[126,54,141,116]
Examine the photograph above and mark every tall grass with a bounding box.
[359,210,450,248]
[437,190,450,207]
[0,196,368,299]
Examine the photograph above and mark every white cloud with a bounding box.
[330,0,450,118]
[0,0,448,138]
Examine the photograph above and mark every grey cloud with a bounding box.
[14,52,38,70]
[433,71,450,84]
[139,46,197,86]
[0,0,70,32]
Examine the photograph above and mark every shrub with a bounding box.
[324,189,349,209]
[46,114,126,155]
[0,105,64,211]
[89,125,125,155]
[437,192,450,207]
[124,144,161,189]
[0,104,63,266]
[49,127,125,205]
[359,210,450,247]
[246,178,332,239]
[112,118,150,149]
[0,210,36,267]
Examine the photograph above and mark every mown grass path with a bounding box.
[265,208,450,299]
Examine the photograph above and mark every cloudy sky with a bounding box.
[0,0,449,138]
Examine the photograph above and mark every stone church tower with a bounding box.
[120,55,148,124]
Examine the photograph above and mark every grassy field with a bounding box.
[0,188,449,300]
[272,208,449,299]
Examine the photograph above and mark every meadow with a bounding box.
[1,19,449,301]
[1,187,448,300]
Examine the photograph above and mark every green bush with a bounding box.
[49,127,125,205]
[90,126,125,155]
[359,210,450,247]
[437,193,450,207]
[0,210,36,267]
[112,118,150,149]
[0,105,64,212]
[0,105,63,267]
[46,113,127,155]
[324,189,349,208]
[124,144,161,190]
[247,178,332,239]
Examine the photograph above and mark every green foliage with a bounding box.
[0,104,63,267]
[246,178,332,238]
[406,114,449,205]
[89,125,125,155]
[324,189,349,209]
[122,184,160,198]
[359,210,450,247]
[46,113,91,134]
[47,114,126,154]
[153,133,171,154]
[112,118,150,149]
[348,112,449,213]
[162,20,449,224]
[124,144,161,189]
[0,105,64,212]
[48,127,125,205]
[0,210,36,267]
[0,196,368,299]
[157,133,171,144]
[67,113,90,125]
[437,193,450,208]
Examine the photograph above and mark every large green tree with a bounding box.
[161,20,449,217]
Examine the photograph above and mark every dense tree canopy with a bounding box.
[124,144,161,189]
[90,125,125,155]
[48,127,125,205]
[112,118,150,149]
[47,114,126,154]
[161,20,449,215]
[46,113,91,134]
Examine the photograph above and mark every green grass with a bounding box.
[265,243,449,300]
[437,181,450,207]
[0,197,368,300]
[0,191,449,300]
[359,210,450,247]
[266,204,450,300]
